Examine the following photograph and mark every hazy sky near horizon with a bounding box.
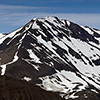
[0,0,100,33]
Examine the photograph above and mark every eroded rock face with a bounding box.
[0,16,100,100]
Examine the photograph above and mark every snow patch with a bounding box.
[0,64,6,75]
[22,77,32,82]
[91,89,98,93]
[32,20,41,29]
[39,70,88,97]
[27,49,41,63]
[93,29,100,34]
[12,52,19,62]
[0,52,19,75]
[0,27,22,44]
[81,26,94,35]
[67,21,70,26]
[0,33,5,39]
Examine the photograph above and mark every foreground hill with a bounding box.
[0,76,64,100]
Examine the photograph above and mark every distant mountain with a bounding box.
[0,16,100,100]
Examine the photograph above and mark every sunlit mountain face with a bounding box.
[0,17,100,100]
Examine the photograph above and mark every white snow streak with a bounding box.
[0,33,5,39]
[81,26,94,35]
[27,49,41,63]
[22,77,32,82]
[67,21,70,26]
[0,52,19,75]
[0,27,22,44]
[0,65,6,75]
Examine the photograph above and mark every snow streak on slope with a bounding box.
[27,49,42,64]
[0,51,19,75]
[0,33,5,39]
[22,76,32,82]
[0,27,23,44]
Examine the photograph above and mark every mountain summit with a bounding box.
[0,16,100,100]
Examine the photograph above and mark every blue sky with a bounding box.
[0,0,100,33]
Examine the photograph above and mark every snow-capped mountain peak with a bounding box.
[0,16,100,100]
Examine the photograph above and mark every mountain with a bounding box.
[0,16,100,100]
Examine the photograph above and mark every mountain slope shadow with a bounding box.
[0,76,64,100]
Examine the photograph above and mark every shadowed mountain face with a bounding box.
[0,76,64,100]
[0,16,100,100]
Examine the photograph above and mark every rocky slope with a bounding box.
[0,16,100,100]
[0,76,64,100]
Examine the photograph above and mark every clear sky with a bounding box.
[0,0,100,33]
